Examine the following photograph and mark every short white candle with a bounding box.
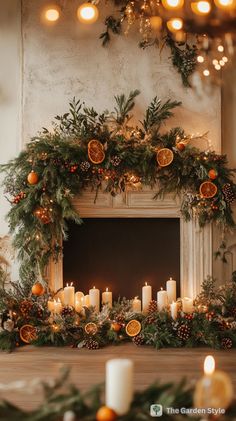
[106,359,134,415]
[89,286,100,312]
[75,291,84,303]
[84,294,90,307]
[182,297,194,313]
[170,301,178,320]
[102,288,112,308]
[47,300,55,313]
[142,282,152,313]
[166,277,176,303]
[132,296,141,312]
[54,298,62,314]
[64,282,75,307]
[157,287,168,311]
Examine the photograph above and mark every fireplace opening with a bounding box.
[63,218,180,299]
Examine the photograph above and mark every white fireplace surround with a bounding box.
[49,188,212,297]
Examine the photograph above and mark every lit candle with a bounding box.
[102,288,112,308]
[106,359,134,415]
[75,291,84,303]
[89,286,100,312]
[57,290,65,305]
[182,297,194,313]
[75,299,83,313]
[166,277,176,303]
[157,287,168,311]
[132,296,141,313]
[47,300,55,313]
[54,298,62,314]
[142,282,152,313]
[84,294,90,307]
[64,282,75,307]
[170,301,178,320]
[194,355,234,410]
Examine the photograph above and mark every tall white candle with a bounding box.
[170,301,178,320]
[102,288,112,308]
[132,296,141,312]
[182,297,194,313]
[64,283,75,307]
[106,359,134,415]
[166,277,176,303]
[142,282,152,313]
[157,287,168,311]
[89,286,100,312]
[57,290,65,305]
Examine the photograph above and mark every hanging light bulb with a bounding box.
[43,5,60,22]
[214,0,235,9]
[77,3,99,24]
[162,0,184,10]
[191,1,211,14]
[166,18,183,32]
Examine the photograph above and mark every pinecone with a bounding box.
[206,311,215,321]
[110,155,121,167]
[231,307,236,318]
[222,183,235,204]
[177,324,191,341]
[86,339,100,350]
[116,315,125,324]
[80,161,91,172]
[184,313,194,321]
[132,334,145,346]
[61,306,74,317]
[145,315,156,325]
[148,300,158,314]
[20,300,33,317]
[221,337,233,349]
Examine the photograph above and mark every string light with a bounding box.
[191,1,211,14]
[167,18,183,32]
[44,6,60,22]
[162,0,184,9]
[203,69,210,76]
[77,3,99,24]
[218,45,224,52]
[214,0,235,9]
[197,55,205,63]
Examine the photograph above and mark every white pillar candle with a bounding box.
[84,294,90,307]
[89,286,100,312]
[75,299,83,313]
[166,277,176,303]
[142,282,152,313]
[157,287,168,311]
[57,290,65,305]
[47,300,55,313]
[64,283,75,307]
[102,288,112,308]
[170,301,178,320]
[54,298,62,314]
[75,291,84,303]
[106,359,134,416]
[132,296,141,312]
[182,297,194,313]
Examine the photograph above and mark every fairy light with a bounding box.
[219,59,225,66]
[218,45,224,52]
[77,3,99,24]
[222,56,228,63]
[212,59,218,65]
[44,7,60,22]
[203,69,210,76]
[197,55,205,63]
[191,1,211,14]
[215,64,221,70]
[162,0,184,9]
[166,18,183,32]
[214,0,235,9]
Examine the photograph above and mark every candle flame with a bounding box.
[66,283,68,287]
[170,277,173,280]
[204,355,215,375]
[145,282,148,286]
[57,298,61,303]
[106,287,108,292]
[93,286,96,289]
[54,299,57,303]
[134,296,139,300]
[70,282,73,286]
[161,287,163,291]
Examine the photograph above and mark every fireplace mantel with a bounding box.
[48,188,212,297]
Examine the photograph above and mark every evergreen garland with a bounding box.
[1,91,236,280]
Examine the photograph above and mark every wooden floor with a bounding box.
[0,344,235,410]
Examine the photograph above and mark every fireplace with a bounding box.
[63,218,180,299]
[48,188,213,297]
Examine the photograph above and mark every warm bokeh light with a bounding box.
[215,64,221,70]
[204,355,215,374]
[191,1,211,14]
[203,69,210,76]
[166,18,183,32]
[222,56,228,62]
[150,16,162,30]
[44,7,60,22]
[197,55,205,63]
[162,0,184,9]
[77,3,99,24]
[218,45,224,52]
[214,0,235,9]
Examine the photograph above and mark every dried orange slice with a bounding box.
[157,148,174,167]
[88,140,105,164]
[199,181,218,198]
[19,324,37,344]
[125,319,141,337]
[84,322,98,335]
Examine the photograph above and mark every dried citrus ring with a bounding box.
[88,140,105,164]
[19,324,37,344]
[84,322,98,335]
[125,319,141,337]
[199,181,218,198]
[156,148,174,167]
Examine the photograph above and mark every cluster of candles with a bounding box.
[47,277,194,318]
[105,355,233,416]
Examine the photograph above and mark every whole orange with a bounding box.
[31,282,44,296]
[208,169,218,180]
[176,142,185,151]
[96,406,117,421]
[111,322,121,332]
[27,171,39,185]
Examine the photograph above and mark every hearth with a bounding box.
[63,218,180,300]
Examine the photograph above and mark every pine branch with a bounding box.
[114,90,140,124]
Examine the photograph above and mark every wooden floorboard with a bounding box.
[0,344,235,410]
